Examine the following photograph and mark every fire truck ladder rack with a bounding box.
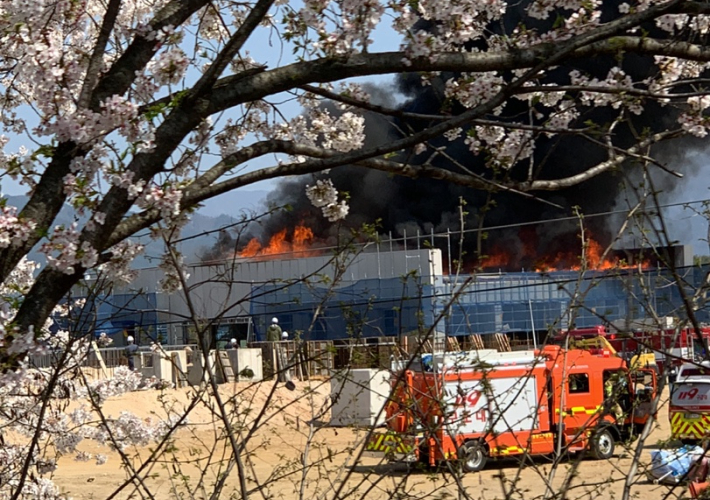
[428,349,540,370]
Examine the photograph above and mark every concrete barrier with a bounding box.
[330,369,390,427]
[185,349,263,385]
[187,351,219,385]
[226,349,263,382]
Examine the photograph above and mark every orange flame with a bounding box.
[239,238,263,258]
[238,224,319,259]
[477,233,650,273]
[293,225,314,251]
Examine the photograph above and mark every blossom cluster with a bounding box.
[43,96,139,145]
[465,126,534,170]
[99,240,145,285]
[569,68,644,115]
[0,359,180,499]
[445,72,505,111]
[39,223,98,275]
[305,179,349,222]
[110,171,146,200]
[77,366,143,404]
[137,184,184,221]
[679,96,710,138]
[0,257,37,304]
[0,205,38,250]
[271,106,366,154]
[157,252,190,293]
[282,0,385,56]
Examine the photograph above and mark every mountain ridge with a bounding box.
[6,191,268,269]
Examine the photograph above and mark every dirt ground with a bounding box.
[49,382,689,500]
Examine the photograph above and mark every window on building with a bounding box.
[568,373,590,394]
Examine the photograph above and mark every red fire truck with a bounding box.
[555,322,710,377]
[365,346,656,470]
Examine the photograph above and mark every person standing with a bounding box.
[266,317,282,342]
[125,336,138,371]
[604,373,624,422]
[229,338,238,349]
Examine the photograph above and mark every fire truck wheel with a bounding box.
[459,441,487,472]
[590,427,615,460]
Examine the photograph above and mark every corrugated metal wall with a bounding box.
[439,266,707,336]
[80,248,708,344]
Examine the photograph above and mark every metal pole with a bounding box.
[377,238,381,279]
[548,335,569,499]
[447,229,452,276]
[529,298,537,349]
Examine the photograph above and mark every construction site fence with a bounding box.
[248,337,439,378]
[248,341,335,380]
[248,334,528,376]
[28,335,536,380]
[28,344,199,370]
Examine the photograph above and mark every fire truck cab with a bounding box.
[366,345,657,471]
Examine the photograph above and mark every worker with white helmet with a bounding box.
[125,335,138,371]
[282,331,289,340]
[266,317,282,342]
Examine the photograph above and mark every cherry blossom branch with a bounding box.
[519,84,709,101]
[0,0,211,286]
[573,35,710,63]
[190,0,277,96]
[0,141,79,281]
[136,32,710,121]
[9,345,75,500]
[208,0,700,115]
[103,2,695,256]
[90,0,211,108]
[107,134,568,249]
[5,0,707,343]
[512,130,682,191]
[77,0,122,108]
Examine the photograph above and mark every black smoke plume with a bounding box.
[213,2,706,271]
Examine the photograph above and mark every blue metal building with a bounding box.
[71,247,708,344]
[249,264,709,341]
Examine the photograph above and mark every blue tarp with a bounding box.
[648,446,705,484]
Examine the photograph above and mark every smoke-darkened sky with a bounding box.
[205,2,709,269]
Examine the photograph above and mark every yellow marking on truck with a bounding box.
[670,412,710,440]
[493,445,523,455]
[365,432,415,455]
[555,406,601,417]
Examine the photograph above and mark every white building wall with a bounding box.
[114,248,442,331]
